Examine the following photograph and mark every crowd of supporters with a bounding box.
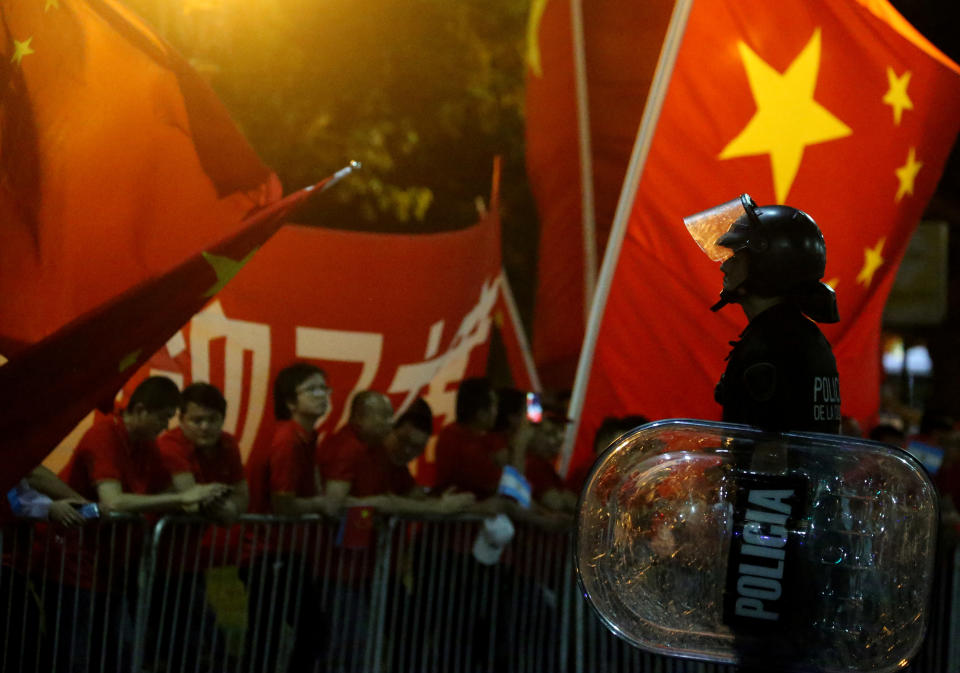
[0,367,581,672]
[4,364,960,672]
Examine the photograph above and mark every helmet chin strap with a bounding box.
[710,287,742,312]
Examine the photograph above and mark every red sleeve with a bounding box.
[269,424,305,494]
[156,431,194,476]
[220,434,246,484]
[318,429,361,485]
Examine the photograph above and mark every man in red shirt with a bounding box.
[153,381,249,670]
[321,394,475,514]
[52,376,227,673]
[434,378,531,500]
[318,390,394,506]
[61,376,228,511]
[319,396,474,673]
[245,363,331,517]
[242,362,331,673]
[159,382,248,520]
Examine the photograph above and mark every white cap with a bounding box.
[472,514,515,565]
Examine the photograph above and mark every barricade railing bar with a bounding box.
[1,514,958,673]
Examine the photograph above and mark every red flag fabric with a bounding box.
[0,0,277,356]
[44,201,508,488]
[565,0,960,474]
[525,0,674,388]
[0,0,284,492]
[0,183,340,495]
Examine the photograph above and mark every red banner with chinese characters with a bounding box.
[46,213,509,486]
[566,0,960,475]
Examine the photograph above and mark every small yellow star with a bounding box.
[118,349,143,373]
[856,238,885,287]
[202,249,258,298]
[719,29,852,204]
[11,37,35,65]
[45,0,60,11]
[493,310,505,328]
[882,68,913,126]
[825,277,839,290]
[525,0,549,77]
[894,147,922,202]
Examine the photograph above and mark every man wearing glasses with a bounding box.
[242,362,333,673]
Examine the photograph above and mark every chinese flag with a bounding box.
[525,0,674,388]
[565,0,960,474]
[0,0,278,356]
[0,0,286,491]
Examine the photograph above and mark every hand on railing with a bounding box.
[438,489,476,514]
[202,496,243,524]
[180,483,232,511]
[468,496,511,517]
[48,499,89,527]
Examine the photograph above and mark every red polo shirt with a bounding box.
[60,413,171,499]
[157,427,245,485]
[156,427,247,568]
[434,423,504,498]
[244,420,320,560]
[245,420,318,514]
[51,413,171,588]
[318,425,415,498]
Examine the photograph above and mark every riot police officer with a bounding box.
[685,194,841,434]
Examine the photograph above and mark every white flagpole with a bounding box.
[559,0,697,476]
[498,269,544,393]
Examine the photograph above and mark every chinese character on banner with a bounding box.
[44,203,517,487]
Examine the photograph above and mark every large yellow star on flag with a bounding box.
[882,68,913,125]
[202,249,258,298]
[11,37,35,65]
[856,237,885,287]
[719,28,852,204]
[525,0,549,77]
[894,147,922,202]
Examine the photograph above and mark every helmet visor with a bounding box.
[683,197,749,262]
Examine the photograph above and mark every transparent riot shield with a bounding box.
[576,419,939,673]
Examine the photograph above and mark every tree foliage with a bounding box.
[130,0,535,232]
[127,0,539,322]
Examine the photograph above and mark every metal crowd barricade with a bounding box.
[2,513,959,673]
[133,513,385,673]
[369,515,575,673]
[0,514,149,673]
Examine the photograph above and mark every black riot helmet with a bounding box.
[684,194,839,323]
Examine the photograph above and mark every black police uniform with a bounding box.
[715,301,840,434]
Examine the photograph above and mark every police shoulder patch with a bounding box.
[742,362,776,402]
